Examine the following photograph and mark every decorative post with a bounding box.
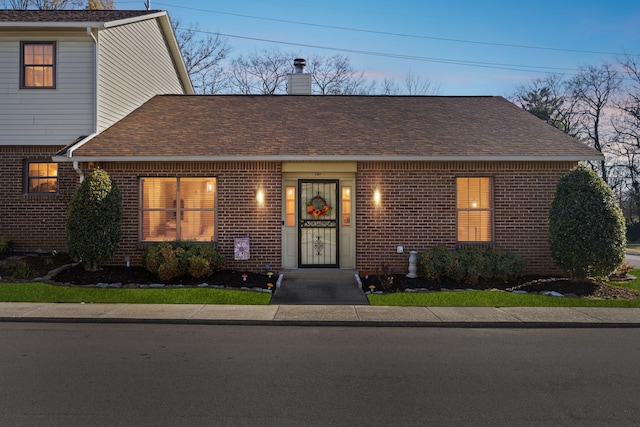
[406,250,418,278]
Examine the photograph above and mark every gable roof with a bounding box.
[0,9,193,95]
[0,9,163,26]
[57,95,603,162]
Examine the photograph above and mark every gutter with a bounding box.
[52,154,606,163]
[65,26,99,183]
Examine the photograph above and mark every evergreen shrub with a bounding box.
[67,169,122,271]
[548,164,626,281]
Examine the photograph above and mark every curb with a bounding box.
[3,316,640,328]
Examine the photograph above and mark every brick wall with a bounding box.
[0,146,77,253]
[96,161,282,272]
[2,156,574,276]
[355,161,576,276]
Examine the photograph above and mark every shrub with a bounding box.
[187,256,210,279]
[486,249,526,282]
[0,237,8,255]
[67,169,122,271]
[417,245,456,281]
[549,164,626,281]
[156,244,181,282]
[452,247,486,285]
[11,261,35,280]
[143,241,224,281]
[417,246,525,286]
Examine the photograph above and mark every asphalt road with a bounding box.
[1,323,640,426]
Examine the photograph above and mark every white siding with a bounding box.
[97,19,185,132]
[0,35,94,146]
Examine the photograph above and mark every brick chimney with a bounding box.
[287,58,312,95]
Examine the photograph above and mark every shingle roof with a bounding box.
[0,9,162,23]
[67,95,602,161]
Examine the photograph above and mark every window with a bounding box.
[341,187,351,226]
[457,177,493,242]
[26,162,58,194]
[285,186,296,226]
[140,178,216,242]
[21,42,56,88]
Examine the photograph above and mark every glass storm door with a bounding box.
[299,180,339,267]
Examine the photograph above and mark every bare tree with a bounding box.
[228,48,298,95]
[172,19,231,94]
[402,70,441,95]
[511,74,580,136]
[379,78,399,95]
[307,54,370,95]
[85,0,113,9]
[611,54,640,219]
[2,0,83,9]
[568,63,622,183]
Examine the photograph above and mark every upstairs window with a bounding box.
[26,162,58,194]
[21,42,56,88]
[457,177,493,242]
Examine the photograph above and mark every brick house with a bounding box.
[53,91,602,275]
[0,10,192,253]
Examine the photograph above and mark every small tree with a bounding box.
[548,164,626,281]
[67,169,122,271]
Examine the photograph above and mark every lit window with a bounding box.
[341,187,351,226]
[457,177,493,242]
[285,186,296,226]
[21,42,56,88]
[26,162,58,194]
[140,178,216,242]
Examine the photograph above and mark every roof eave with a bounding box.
[154,12,194,95]
[52,154,605,163]
[0,21,106,28]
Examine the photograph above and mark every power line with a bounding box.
[200,29,580,75]
[154,1,635,58]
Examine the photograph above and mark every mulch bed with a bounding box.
[361,273,639,300]
[2,254,638,300]
[51,264,274,290]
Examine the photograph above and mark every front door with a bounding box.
[299,180,338,267]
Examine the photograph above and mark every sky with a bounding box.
[114,0,640,96]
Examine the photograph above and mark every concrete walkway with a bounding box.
[270,269,368,305]
[2,302,640,327]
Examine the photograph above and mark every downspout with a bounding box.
[69,26,99,183]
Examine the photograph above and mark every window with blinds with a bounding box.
[140,178,216,242]
[456,177,493,242]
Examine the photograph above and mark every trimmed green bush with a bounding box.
[67,169,122,271]
[417,245,525,286]
[549,164,626,281]
[485,249,526,282]
[418,245,456,281]
[143,241,224,281]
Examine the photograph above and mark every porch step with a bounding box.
[271,269,369,305]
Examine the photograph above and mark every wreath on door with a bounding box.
[307,193,331,217]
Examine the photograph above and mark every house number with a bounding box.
[314,172,322,176]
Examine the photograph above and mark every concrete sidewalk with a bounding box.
[2,302,640,327]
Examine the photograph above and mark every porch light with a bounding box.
[256,188,265,204]
[206,182,214,193]
[373,188,382,205]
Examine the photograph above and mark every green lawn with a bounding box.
[367,270,640,307]
[2,271,640,308]
[0,282,271,305]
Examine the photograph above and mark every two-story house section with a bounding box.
[0,10,193,253]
